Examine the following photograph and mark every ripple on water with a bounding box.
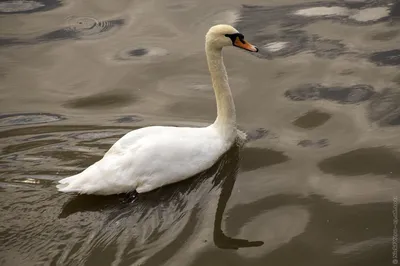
[236,206,310,258]
[0,125,133,180]
[128,48,148,57]
[318,147,400,177]
[293,5,390,24]
[238,7,347,58]
[0,0,61,14]
[157,74,247,98]
[64,91,136,110]
[298,138,329,148]
[191,9,239,30]
[310,38,346,59]
[114,47,169,63]
[36,17,124,42]
[334,237,391,256]
[0,37,26,47]
[393,73,400,86]
[370,30,399,41]
[368,88,400,126]
[0,113,65,127]
[66,131,122,141]
[285,84,375,104]
[2,138,63,154]
[165,0,198,12]
[113,115,143,124]
[66,16,124,39]
[255,32,307,58]
[292,110,332,129]
[391,1,400,18]
[342,0,370,9]
[237,2,393,59]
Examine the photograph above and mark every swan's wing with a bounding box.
[104,126,166,156]
[118,127,226,192]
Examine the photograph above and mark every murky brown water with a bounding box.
[1,0,400,265]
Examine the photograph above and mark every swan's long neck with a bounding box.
[206,45,236,139]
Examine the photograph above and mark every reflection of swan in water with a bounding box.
[57,24,258,195]
[59,144,263,266]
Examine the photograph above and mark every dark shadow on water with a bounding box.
[285,84,375,104]
[58,194,129,218]
[59,143,264,252]
[240,147,289,172]
[390,0,400,18]
[292,109,331,129]
[0,112,65,127]
[298,138,329,148]
[370,30,399,41]
[113,115,143,124]
[368,88,400,126]
[128,48,148,57]
[286,86,400,127]
[64,91,136,110]
[369,49,400,66]
[0,37,27,46]
[318,146,400,177]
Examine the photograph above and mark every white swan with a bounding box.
[57,24,258,195]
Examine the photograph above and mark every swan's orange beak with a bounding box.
[234,37,258,52]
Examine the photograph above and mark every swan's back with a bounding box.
[57,125,229,195]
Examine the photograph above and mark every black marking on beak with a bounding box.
[225,32,258,52]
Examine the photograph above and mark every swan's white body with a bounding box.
[57,25,258,195]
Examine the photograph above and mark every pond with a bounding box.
[0,0,399,265]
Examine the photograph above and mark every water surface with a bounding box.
[1,0,399,265]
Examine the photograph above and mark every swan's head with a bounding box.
[206,24,258,52]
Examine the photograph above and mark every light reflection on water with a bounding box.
[1,0,400,265]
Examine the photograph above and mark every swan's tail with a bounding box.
[56,154,136,195]
[56,164,100,194]
[56,173,85,193]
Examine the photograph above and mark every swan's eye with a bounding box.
[225,33,245,44]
